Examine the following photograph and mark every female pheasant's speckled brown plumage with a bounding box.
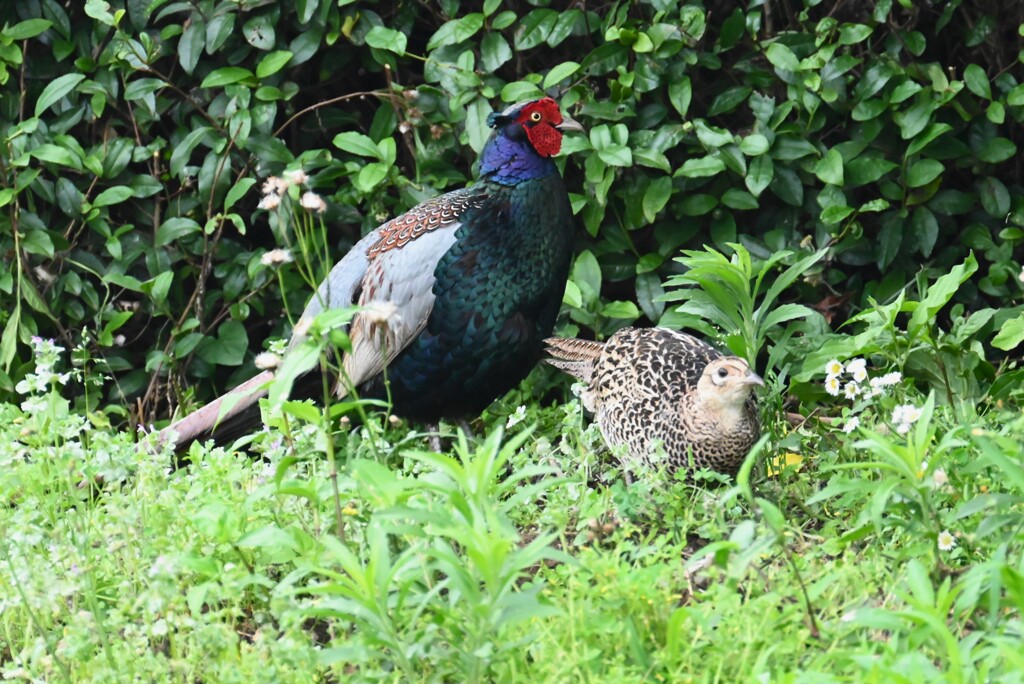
[545,327,763,477]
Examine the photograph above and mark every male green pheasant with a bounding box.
[163,97,582,451]
[545,327,763,477]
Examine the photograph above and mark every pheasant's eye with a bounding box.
[530,111,542,122]
[717,368,729,379]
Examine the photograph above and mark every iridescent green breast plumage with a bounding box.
[363,172,574,420]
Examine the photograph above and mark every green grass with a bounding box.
[2,360,1023,682]
[3,253,1023,682]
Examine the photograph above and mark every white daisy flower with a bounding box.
[842,416,860,433]
[824,375,842,396]
[846,358,868,383]
[843,382,860,400]
[825,359,844,377]
[937,530,956,552]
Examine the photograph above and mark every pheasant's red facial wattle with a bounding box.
[517,97,565,158]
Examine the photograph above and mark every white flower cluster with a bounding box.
[257,168,326,213]
[16,337,72,412]
[825,358,906,434]
[824,358,901,400]
[891,403,923,434]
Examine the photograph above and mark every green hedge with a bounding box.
[0,0,1021,418]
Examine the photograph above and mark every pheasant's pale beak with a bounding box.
[741,372,765,387]
[556,115,584,134]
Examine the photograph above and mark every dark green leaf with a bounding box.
[976,137,1016,164]
[481,33,512,72]
[156,217,202,246]
[978,176,1010,217]
[813,149,843,185]
[6,19,53,40]
[200,67,255,88]
[34,73,85,117]
[963,64,991,99]
[906,159,944,188]
[676,155,725,178]
[256,51,293,78]
[429,13,484,50]
[745,155,774,197]
[333,131,383,159]
[243,14,275,50]
[366,26,406,55]
[668,77,692,117]
[178,14,205,74]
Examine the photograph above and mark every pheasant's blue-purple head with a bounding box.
[479,97,583,184]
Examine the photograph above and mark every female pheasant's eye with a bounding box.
[717,368,728,379]
[530,111,542,122]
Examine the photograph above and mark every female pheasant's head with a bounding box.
[485,96,584,159]
[696,357,764,423]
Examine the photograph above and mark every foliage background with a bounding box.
[3,1,1024,681]
[0,0,1023,420]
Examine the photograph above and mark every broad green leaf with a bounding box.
[178,14,205,74]
[976,137,1016,164]
[481,33,512,72]
[256,50,293,78]
[6,19,52,40]
[963,63,991,99]
[676,155,725,178]
[225,178,256,211]
[427,13,484,50]
[93,186,134,207]
[196,320,248,366]
[156,217,201,246]
[764,42,799,72]
[992,313,1024,351]
[365,26,406,55]
[34,73,85,117]
[668,76,692,117]
[722,188,758,210]
[543,61,579,89]
[813,148,843,185]
[745,155,774,197]
[169,126,213,178]
[333,131,383,159]
[200,67,254,88]
[465,97,490,155]
[642,176,672,222]
[978,176,1010,217]
[738,133,769,156]
[908,252,978,338]
[906,159,944,187]
[243,14,275,50]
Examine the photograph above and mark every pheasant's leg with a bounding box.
[456,418,474,439]
[426,422,442,452]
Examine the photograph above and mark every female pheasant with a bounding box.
[545,327,763,477]
[164,97,582,451]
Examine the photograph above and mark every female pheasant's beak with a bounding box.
[556,115,585,134]
[741,371,765,387]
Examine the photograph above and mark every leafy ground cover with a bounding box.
[3,0,1024,681]
[2,249,1023,682]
